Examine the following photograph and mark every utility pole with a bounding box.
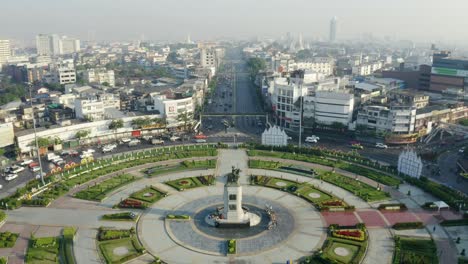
[29,85,45,185]
[298,96,303,148]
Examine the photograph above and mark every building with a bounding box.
[303,91,354,127]
[53,67,76,84]
[289,58,335,76]
[329,16,337,42]
[0,122,14,148]
[36,34,60,55]
[388,89,429,109]
[146,93,194,128]
[0,39,11,69]
[74,98,105,121]
[356,105,417,135]
[430,52,468,94]
[200,48,216,68]
[84,68,115,87]
[59,37,80,54]
[352,61,383,76]
[382,64,431,90]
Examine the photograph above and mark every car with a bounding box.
[10,165,25,174]
[151,139,165,145]
[128,139,141,147]
[53,159,65,166]
[28,162,39,169]
[0,184,3,190]
[375,143,388,149]
[47,153,59,161]
[31,166,41,172]
[85,148,95,153]
[351,143,364,149]
[69,150,79,157]
[120,138,131,143]
[142,135,153,141]
[459,147,465,153]
[80,152,93,159]
[194,133,208,139]
[3,167,12,174]
[170,136,181,142]
[195,139,207,143]
[5,174,18,181]
[19,159,34,166]
[305,137,318,143]
[60,151,70,157]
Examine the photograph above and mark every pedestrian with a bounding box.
[433,226,436,232]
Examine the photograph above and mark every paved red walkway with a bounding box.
[321,212,360,226]
[356,211,387,227]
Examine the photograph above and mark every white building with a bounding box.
[99,93,120,109]
[303,91,354,126]
[59,37,80,54]
[289,58,335,76]
[200,48,216,68]
[36,34,60,56]
[0,122,14,148]
[261,126,288,147]
[84,68,115,87]
[356,105,416,134]
[398,149,422,178]
[74,98,105,121]
[52,93,77,109]
[0,39,11,69]
[352,61,383,76]
[147,93,194,127]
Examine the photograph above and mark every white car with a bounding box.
[195,139,207,143]
[30,166,41,172]
[10,165,25,174]
[375,143,388,149]
[459,147,465,153]
[5,174,18,181]
[86,148,96,153]
[120,138,131,143]
[20,159,34,166]
[305,137,318,143]
[170,136,180,142]
[35,172,46,180]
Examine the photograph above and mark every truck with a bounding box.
[47,153,60,162]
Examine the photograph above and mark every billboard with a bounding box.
[431,67,468,78]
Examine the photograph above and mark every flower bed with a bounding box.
[378,203,408,211]
[322,200,345,207]
[166,214,190,220]
[165,176,213,191]
[332,229,366,242]
[117,198,147,209]
[129,186,167,204]
[98,227,134,241]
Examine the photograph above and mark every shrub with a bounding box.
[393,222,424,230]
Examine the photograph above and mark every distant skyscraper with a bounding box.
[298,33,304,50]
[329,16,337,42]
[0,39,11,69]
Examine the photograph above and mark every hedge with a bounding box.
[440,219,468,227]
[393,222,424,230]
[378,203,408,211]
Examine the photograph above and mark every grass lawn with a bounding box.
[320,172,390,202]
[130,186,166,204]
[165,175,215,191]
[393,236,438,264]
[74,174,137,201]
[251,175,348,209]
[98,237,143,264]
[26,237,59,264]
[144,159,216,177]
[320,237,367,264]
[0,232,19,248]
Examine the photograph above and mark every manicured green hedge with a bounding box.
[98,227,134,241]
[75,174,136,201]
[0,232,19,248]
[227,239,236,254]
[440,219,468,227]
[378,203,408,211]
[166,214,190,220]
[0,211,6,222]
[393,222,424,230]
[102,212,138,221]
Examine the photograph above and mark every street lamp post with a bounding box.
[29,85,45,185]
[298,96,303,148]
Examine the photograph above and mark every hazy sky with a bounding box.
[2,0,468,44]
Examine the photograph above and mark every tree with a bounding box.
[166,52,179,63]
[35,137,50,148]
[109,119,124,130]
[131,117,152,128]
[102,82,110,87]
[75,130,90,139]
[330,122,346,131]
[177,111,193,132]
[247,58,266,78]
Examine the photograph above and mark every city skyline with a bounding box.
[1,0,468,45]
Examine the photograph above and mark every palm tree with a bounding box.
[177,111,193,132]
[109,119,124,130]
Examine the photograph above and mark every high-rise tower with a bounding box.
[329,16,337,43]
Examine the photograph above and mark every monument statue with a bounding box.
[227,166,241,184]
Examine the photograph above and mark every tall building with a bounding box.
[36,34,54,55]
[59,37,80,54]
[0,39,11,68]
[329,16,337,43]
[200,48,216,68]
